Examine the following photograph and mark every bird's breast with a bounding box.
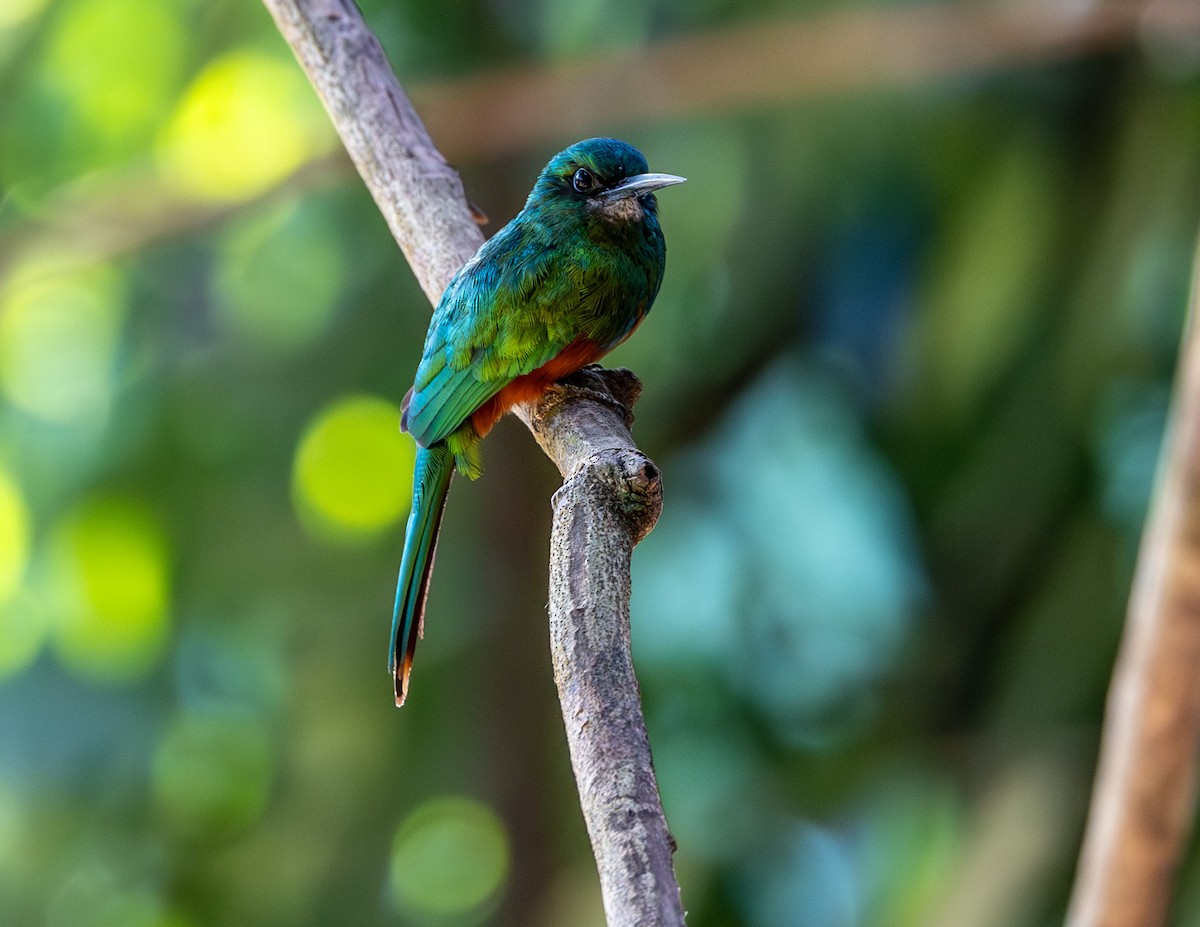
[468,336,605,437]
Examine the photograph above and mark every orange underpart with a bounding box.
[470,337,606,437]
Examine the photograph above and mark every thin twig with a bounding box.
[1066,235,1200,926]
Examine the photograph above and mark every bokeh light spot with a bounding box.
[49,496,171,682]
[0,467,30,607]
[158,50,331,201]
[389,796,510,922]
[47,862,185,927]
[292,395,414,542]
[0,258,125,425]
[42,0,185,152]
[0,593,46,679]
[214,198,344,353]
[0,0,50,29]
[152,712,272,839]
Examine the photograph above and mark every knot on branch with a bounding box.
[558,448,663,545]
[515,364,662,544]
[531,365,643,433]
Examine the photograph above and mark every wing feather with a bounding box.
[403,226,572,447]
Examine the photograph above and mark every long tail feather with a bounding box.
[390,443,454,706]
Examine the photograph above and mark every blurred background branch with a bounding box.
[415,0,1176,158]
[1067,235,1200,927]
[4,0,1195,283]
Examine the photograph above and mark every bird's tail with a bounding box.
[390,443,454,706]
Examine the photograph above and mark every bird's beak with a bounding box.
[600,172,687,201]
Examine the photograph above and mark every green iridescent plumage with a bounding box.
[390,138,684,705]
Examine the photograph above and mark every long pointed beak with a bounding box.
[601,172,687,201]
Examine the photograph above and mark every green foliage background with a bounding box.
[1,0,1199,925]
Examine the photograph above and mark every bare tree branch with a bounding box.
[1067,235,1200,927]
[263,0,482,304]
[516,368,682,926]
[260,0,684,922]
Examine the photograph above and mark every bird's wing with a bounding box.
[402,234,575,447]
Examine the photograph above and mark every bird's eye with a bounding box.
[572,168,596,194]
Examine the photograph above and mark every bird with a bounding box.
[390,137,684,706]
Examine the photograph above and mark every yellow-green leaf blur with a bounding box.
[390,797,510,923]
[0,259,125,425]
[48,496,170,682]
[157,50,332,201]
[293,395,415,541]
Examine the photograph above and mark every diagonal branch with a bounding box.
[1066,234,1200,926]
[261,1,683,923]
[263,0,482,304]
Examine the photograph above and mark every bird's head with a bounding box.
[529,138,685,226]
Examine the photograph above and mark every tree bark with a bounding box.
[1066,238,1200,926]
[263,0,482,304]
[261,1,684,923]
[515,368,683,926]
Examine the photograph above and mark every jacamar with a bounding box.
[391,137,684,706]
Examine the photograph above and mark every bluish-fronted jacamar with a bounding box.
[391,137,684,706]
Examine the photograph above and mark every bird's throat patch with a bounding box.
[597,197,644,223]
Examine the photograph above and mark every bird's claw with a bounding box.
[546,368,636,428]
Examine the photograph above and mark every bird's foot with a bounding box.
[553,366,642,428]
